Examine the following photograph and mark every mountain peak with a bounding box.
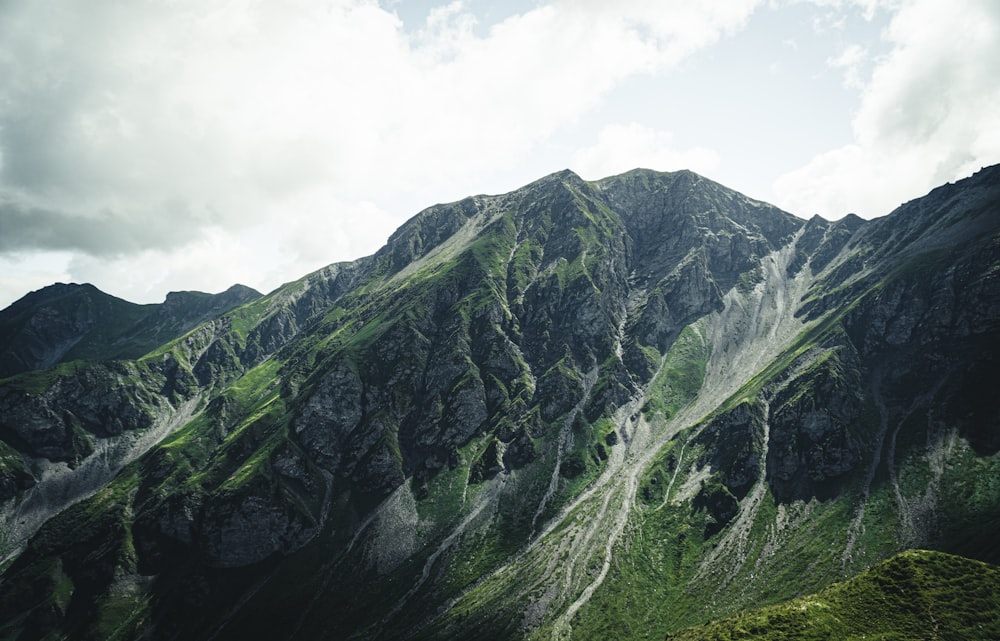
[6,282,102,310]
[539,167,583,182]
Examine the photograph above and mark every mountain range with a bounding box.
[0,165,998,640]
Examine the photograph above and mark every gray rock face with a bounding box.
[695,400,766,499]
[199,492,317,568]
[137,483,320,569]
[0,467,34,501]
[767,348,865,501]
[151,492,200,547]
[294,364,364,474]
[0,361,166,463]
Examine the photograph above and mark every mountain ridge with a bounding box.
[0,282,262,378]
[0,165,997,640]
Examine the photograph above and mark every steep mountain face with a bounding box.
[0,166,997,641]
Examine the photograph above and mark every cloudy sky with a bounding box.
[1,0,998,309]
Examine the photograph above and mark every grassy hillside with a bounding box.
[664,550,1000,641]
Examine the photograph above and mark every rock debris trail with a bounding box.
[885,393,912,545]
[386,199,507,287]
[0,395,202,562]
[544,230,819,639]
[882,374,950,547]
[842,373,941,567]
[694,399,771,585]
[654,439,688,512]
[409,230,826,640]
[383,471,510,628]
[287,480,412,640]
[843,373,891,569]
[550,397,647,641]
[295,473,507,640]
[530,368,599,537]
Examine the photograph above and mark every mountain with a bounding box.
[0,165,997,640]
[0,283,262,378]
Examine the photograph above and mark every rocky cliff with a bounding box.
[0,165,997,641]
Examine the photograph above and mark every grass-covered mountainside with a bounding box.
[665,549,1000,640]
[0,165,997,641]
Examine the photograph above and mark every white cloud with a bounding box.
[793,0,895,22]
[0,0,764,306]
[572,123,721,180]
[827,43,869,88]
[0,0,762,215]
[0,252,74,307]
[775,0,1000,218]
[63,198,399,306]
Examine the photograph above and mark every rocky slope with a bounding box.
[0,165,997,640]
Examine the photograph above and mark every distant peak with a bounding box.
[7,282,103,310]
[526,168,584,188]
[223,283,263,297]
[590,167,709,190]
[37,282,94,295]
[162,284,262,306]
[163,290,208,302]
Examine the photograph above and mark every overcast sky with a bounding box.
[1,0,998,309]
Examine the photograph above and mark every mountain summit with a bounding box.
[0,166,998,640]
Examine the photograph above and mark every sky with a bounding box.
[1,0,998,309]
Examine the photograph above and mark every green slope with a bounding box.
[664,550,1000,641]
